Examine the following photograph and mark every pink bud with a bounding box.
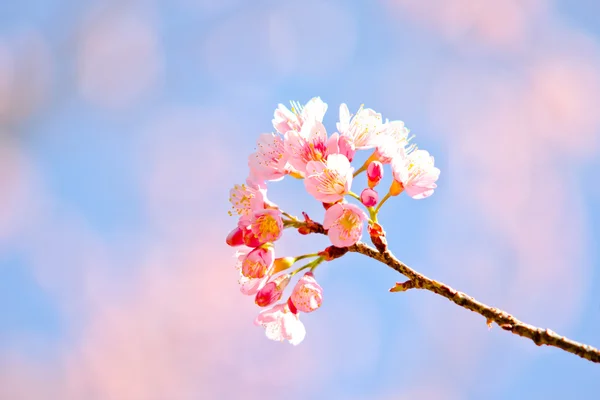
[360,188,378,207]
[290,272,323,313]
[367,161,383,188]
[255,274,291,307]
[226,227,244,246]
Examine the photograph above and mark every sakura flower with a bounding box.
[273,97,328,134]
[255,273,291,307]
[337,104,383,149]
[235,250,270,295]
[360,188,378,207]
[248,209,284,245]
[241,246,274,279]
[304,154,354,203]
[254,302,306,345]
[284,119,330,174]
[374,120,411,164]
[290,272,323,313]
[228,181,266,217]
[391,149,440,199]
[323,202,368,247]
[248,133,289,181]
[326,132,356,162]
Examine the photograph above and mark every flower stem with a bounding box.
[281,211,299,222]
[295,253,320,261]
[352,150,378,177]
[347,191,361,201]
[291,257,324,276]
[375,192,392,213]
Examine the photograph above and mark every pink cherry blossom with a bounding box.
[326,132,356,161]
[248,209,284,244]
[228,181,266,217]
[235,250,270,295]
[374,120,411,163]
[304,154,354,203]
[241,246,274,279]
[360,188,378,207]
[255,273,291,307]
[337,104,383,149]
[254,302,306,345]
[248,133,289,181]
[284,119,329,174]
[391,149,440,199]
[290,272,323,313]
[239,225,262,248]
[272,97,328,134]
[323,202,368,247]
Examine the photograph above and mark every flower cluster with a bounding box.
[226,98,440,345]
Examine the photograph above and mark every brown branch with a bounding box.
[293,215,600,364]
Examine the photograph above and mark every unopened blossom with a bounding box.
[248,209,284,245]
[391,149,440,199]
[367,160,384,188]
[255,273,291,307]
[290,272,323,313]
[254,302,306,345]
[273,97,328,135]
[248,133,289,181]
[337,104,383,149]
[284,119,329,174]
[273,257,296,273]
[360,188,378,207]
[226,226,244,247]
[304,154,354,203]
[323,202,368,247]
[241,246,274,279]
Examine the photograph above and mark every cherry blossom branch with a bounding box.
[296,216,600,364]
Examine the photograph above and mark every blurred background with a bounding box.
[0,0,599,399]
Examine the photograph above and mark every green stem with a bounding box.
[353,151,378,177]
[295,253,320,261]
[291,257,324,276]
[281,211,299,222]
[367,206,378,223]
[375,192,392,213]
[347,191,361,201]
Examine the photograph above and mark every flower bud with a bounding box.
[389,179,404,196]
[273,257,296,274]
[226,227,244,246]
[255,274,291,307]
[291,272,323,313]
[360,188,378,207]
[367,161,384,188]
